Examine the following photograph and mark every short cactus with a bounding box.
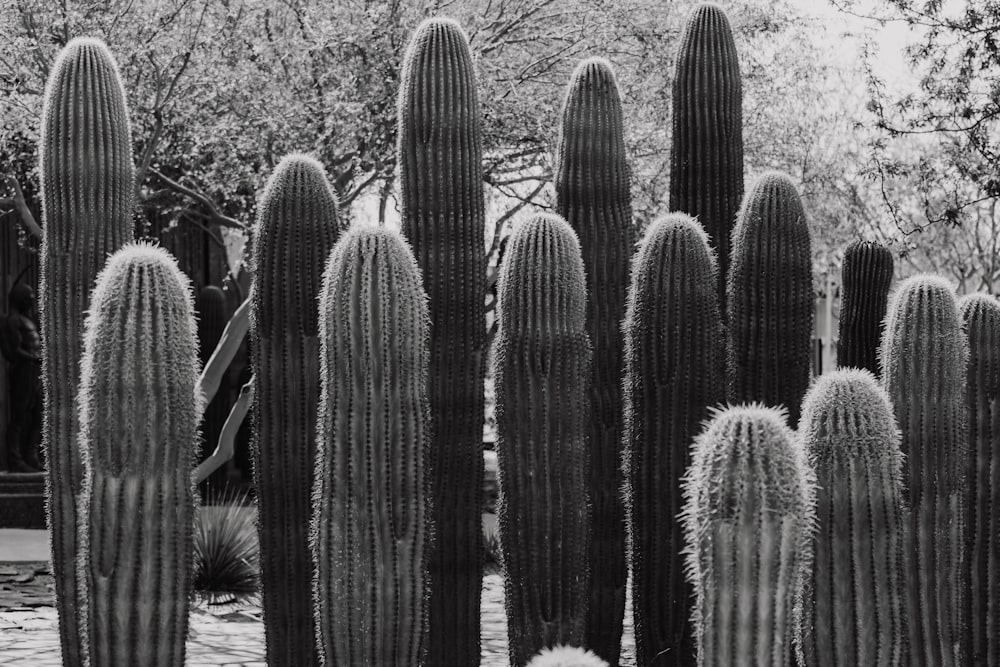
[837,240,894,376]
[554,56,633,666]
[250,154,343,666]
[526,645,610,667]
[494,213,591,667]
[77,242,199,667]
[669,2,744,307]
[727,171,813,427]
[397,18,486,663]
[621,214,725,666]
[799,368,908,666]
[38,37,135,667]
[879,274,969,666]
[311,225,431,666]
[681,404,816,666]
[958,293,1000,664]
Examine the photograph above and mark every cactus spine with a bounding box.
[879,275,969,666]
[621,214,724,666]
[494,213,591,667]
[669,2,744,307]
[799,369,908,666]
[398,17,486,664]
[726,171,813,426]
[837,240,894,375]
[526,645,610,667]
[681,405,816,666]
[250,154,343,666]
[958,293,1000,665]
[554,56,632,665]
[312,225,431,666]
[39,37,135,666]
[78,242,199,667]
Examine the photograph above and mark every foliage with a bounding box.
[193,496,259,606]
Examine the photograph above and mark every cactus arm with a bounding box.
[196,294,250,410]
[192,377,255,485]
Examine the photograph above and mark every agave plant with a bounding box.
[193,489,259,607]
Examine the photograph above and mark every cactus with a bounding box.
[681,404,816,666]
[621,214,725,666]
[397,17,486,664]
[799,368,908,666]
[311,225,431,666]
[726,171,813,427]
[249,154,343,666]
[494,213,591,667]
[879,274,969,666]
[526,645,610,667]
[554,57,633,665]
[196,285,231,494]
[958,293,1000,664]
[77,242,199,667]
[837,240,894,375]
[38,37,135,666]
[668,2,744,307]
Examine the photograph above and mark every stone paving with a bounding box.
[0,563,636,666]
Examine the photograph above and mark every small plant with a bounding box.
[193,489,259,607]
[526,645,609,667]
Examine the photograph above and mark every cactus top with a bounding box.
[959,292,1000,325]
[733,171,807,234]
[524,645,610,667]
[251,153,342,337]
[498,213,586,336]
[635,213,718,277]
[800,368,902,466]
[684,404,813,521]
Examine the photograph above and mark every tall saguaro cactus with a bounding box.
[250,154,343,666]
[669,2,743,307]
[312,225,431,666]
[958,293,1000,665]
[880,275,969,666]
[681,405,816,666]
[554,56,633,665]
[77,243,199,667]
[800,369,908,666]
[622,214,725,666]
[398,17,486,664]
[38,37,135,667]
[837,240,894,375]
[727,171,813,427]
[494,213,591,667]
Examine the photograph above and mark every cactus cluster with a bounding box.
[39,36,136,667]
[311,225,431,666]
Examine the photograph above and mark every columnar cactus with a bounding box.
[312,225,431,666]
[668,2,743,307]
[799,369,908,666]
[398,17,486,664]
[621,214,725,666]
[196,285,230,492]
[727,171,813,426]
[250,154,343,666]
[837,240,894,375]
[38,37,135,666]
[879,275,969,666]
[681,405,816,666]
[77,242,199,667]
[958,293,1000,664]
[494,213,591,667]
[554,56,633,666]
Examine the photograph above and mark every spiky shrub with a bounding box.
[526,645,610,667]
[681,404,816,666]
[668,2,743,307]
[249,154,343,666]
[958,293,1000,664]
[312,225,430,666]
[554,57,633,665]
[77,243,198,667]
[621,214,724,666]
[38,37,135,667]
[398,17,486,664]
[799,369,908,666]
[836,240,894,375]
[193,491,259,607]
[879,274,969,666]
[196,285,231,494]
[494,213,591,667]
[726,171,813,427]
